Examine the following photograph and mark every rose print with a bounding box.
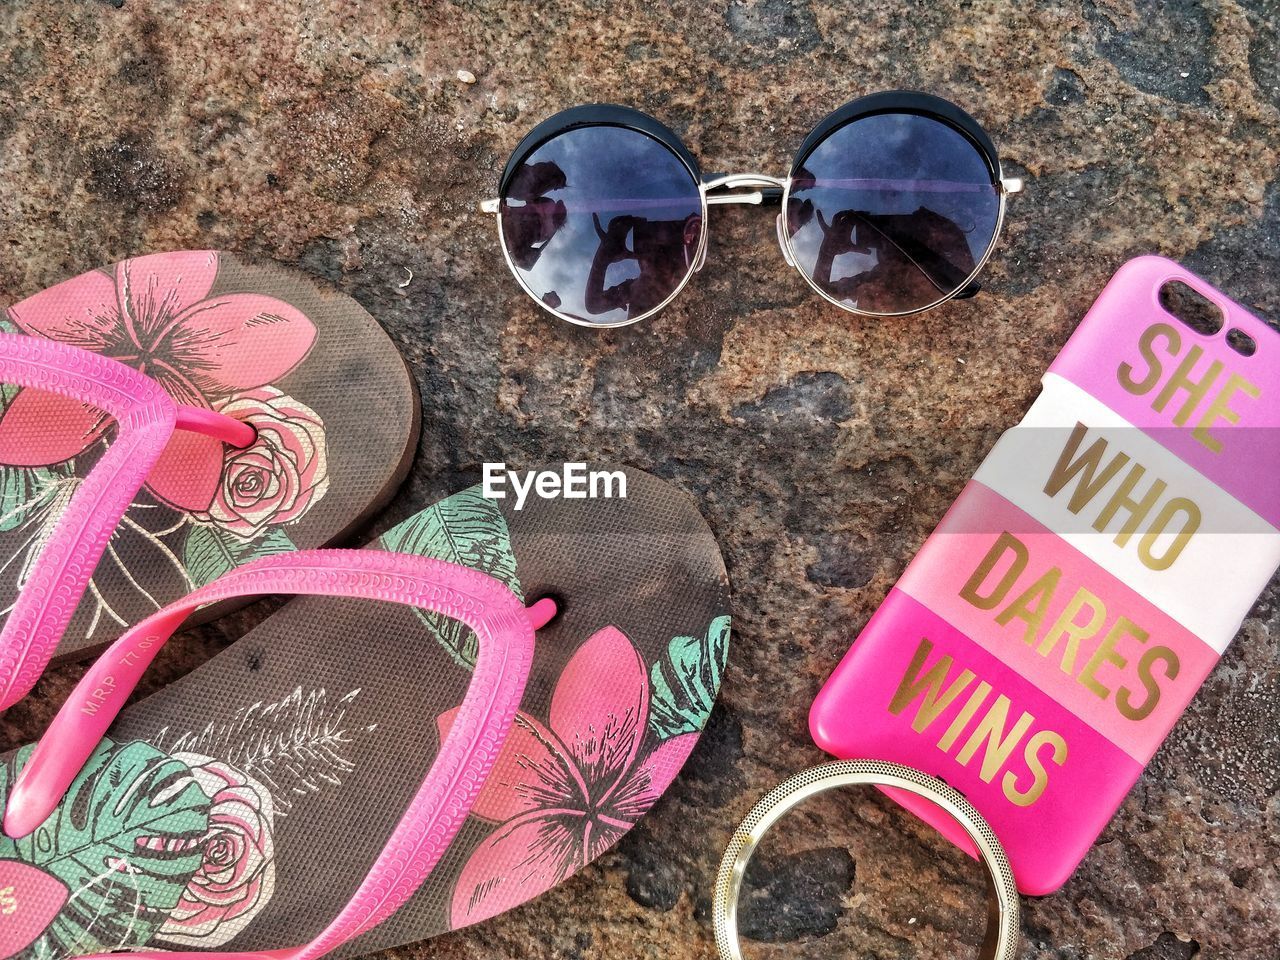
[438,626,698,927]
[0,251,317,511]
[155,753,277,947]
[0,691,367,958]
[196,388,329,538]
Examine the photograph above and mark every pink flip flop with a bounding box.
[0,251,419,709]
[0,465,730,959]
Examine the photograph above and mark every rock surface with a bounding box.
[1,1,1277,958]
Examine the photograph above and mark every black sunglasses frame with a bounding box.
[485,90,1022,326]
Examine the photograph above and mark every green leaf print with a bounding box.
[0,739,210,959]
[377,486,523,669]
[649,615,732,739]
[184,524,296,587]
[0,465,67,535]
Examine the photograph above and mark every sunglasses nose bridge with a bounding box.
[699,173,794,269]
[701,172,787,206]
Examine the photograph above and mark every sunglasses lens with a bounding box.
[500,126,703,326]
[785,112,1001,314]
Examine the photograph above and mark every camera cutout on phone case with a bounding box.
[1157,279,1257,359]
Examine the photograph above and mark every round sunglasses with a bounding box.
[481,91,1023,328]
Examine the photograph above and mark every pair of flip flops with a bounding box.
[0,252,731,960]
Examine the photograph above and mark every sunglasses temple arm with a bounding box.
[482,173,793,213]
[482,174,1020,215]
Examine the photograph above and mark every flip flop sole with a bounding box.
[0,250,419,665]
[0,465,730,957]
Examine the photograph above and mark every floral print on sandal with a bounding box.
[0,250,418,699]
[439,616,730,925]
[0,466,730,958]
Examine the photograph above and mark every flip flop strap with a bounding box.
[4,549,550,960]
[0,333,253,709]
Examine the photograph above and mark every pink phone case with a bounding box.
[810,256,1280,895]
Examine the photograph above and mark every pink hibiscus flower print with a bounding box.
[0,251,317,511]
[437,625,698,928]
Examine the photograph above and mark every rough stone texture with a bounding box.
[1,1,1277,958]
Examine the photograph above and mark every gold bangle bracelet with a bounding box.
[711,760,1021,960]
